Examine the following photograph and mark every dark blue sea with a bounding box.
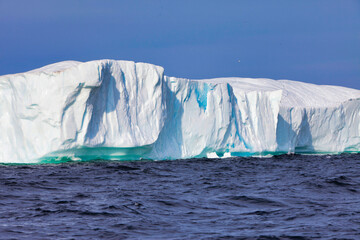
[1,154,359,239]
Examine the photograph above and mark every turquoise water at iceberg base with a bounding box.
[1,152,360,239]
[35,146,360,164]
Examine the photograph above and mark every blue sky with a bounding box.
[0,0,359,89]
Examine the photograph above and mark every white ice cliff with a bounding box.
[0,60,359,163]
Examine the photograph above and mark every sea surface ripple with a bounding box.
[0,154,360,239]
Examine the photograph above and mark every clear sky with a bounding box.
[0,0,359,89]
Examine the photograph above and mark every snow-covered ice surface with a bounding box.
[0,60,359,163]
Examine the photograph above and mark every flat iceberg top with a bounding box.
[0,59,359,163]
[27,61,82,74]
[198,77,360,107]
[3,59,359,108]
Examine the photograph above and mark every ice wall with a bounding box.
[0,60,359,163]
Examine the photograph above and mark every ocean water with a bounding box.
[0,154,359,239]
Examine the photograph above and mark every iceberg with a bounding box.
[0,59,359,163]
